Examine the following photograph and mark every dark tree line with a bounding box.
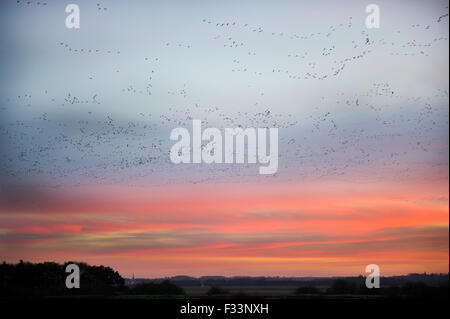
[1,261,447,298]
[0,260,186,297]
[0,260,124,297]
[294,278,449,298]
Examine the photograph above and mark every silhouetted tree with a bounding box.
[0,261,124,297]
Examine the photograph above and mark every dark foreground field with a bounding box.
[1,261,448,317]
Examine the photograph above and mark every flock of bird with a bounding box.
[0,2,448,187]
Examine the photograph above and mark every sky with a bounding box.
[0,0,448,277]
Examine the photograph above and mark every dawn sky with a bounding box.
[0,0,448,277]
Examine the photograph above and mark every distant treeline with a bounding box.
[204,279,449,298]
[132,274,449,298]
[1,261,448,298]
[131,273,449,288]
[296,278,449,298]
[0,261,184,298]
